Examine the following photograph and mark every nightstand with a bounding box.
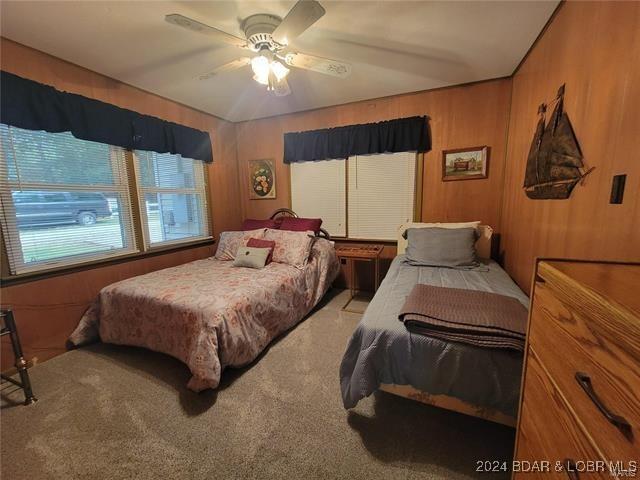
[335,244,383,312]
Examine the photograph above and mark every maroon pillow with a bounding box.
[279,217,322,234]
[246,238,276,264]
[241,218,278,230]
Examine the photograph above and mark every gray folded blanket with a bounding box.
[398,284,527,352]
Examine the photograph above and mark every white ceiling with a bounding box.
[0,1,559,122]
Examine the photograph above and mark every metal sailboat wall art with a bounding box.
[523,84,594,199]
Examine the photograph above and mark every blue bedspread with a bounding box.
[339,255,528,417]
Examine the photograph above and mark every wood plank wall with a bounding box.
[499,1,640,291]
[0,39,242,368]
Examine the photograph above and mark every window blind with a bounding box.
[0,124,137,274]
[135,150,211,248]
[290,159,346,237]
[347,152,416,240]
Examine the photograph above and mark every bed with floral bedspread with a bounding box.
[69,238,339,391]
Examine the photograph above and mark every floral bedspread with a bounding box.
[69,239,339,391]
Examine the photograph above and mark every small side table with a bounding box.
[335,244,384,312]
[1,309,37,405]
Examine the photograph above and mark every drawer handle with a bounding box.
[575,372,633,441]
[563,459,580,480]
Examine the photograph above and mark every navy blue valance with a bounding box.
[283,116,430,164]
[0,71,213,163]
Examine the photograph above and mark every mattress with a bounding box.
[69,238,340,391]
[339,255,529,417]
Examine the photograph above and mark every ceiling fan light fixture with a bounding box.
[252,74,269,86]
[251,55,270,84]
[251,55,289,87]
[271,60,290,82]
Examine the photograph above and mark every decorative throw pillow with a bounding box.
[264,228,314,269]
[405,227,479,268]
[232,247,271,269]
[214,229,266,260]
[279,217,322,234]
[241,218,278,230]
[246,238,275,264]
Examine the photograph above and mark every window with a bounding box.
[348,152,416,240]
[290,160,346,237]
[0,124,137,274]
[0,124,213,277]
[135,151,210,248]
[290,152,418,241]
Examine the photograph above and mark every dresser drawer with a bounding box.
[515,349,607,479]
[529,281,640,462]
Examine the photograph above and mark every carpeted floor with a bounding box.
[1,289,515,480]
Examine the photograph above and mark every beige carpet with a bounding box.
[1,289,515,480]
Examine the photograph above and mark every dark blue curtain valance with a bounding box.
[283,116,430,164]
[0,71,213,163]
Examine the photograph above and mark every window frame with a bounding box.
[132,150,212,250]
[289,152,424,242]
[0,126,214,282]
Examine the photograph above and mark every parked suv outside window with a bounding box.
[12,191,112,227]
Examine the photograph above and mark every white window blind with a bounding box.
[135,150,210,248]
[0,124,137,274]
[347,152,416,240]
[290,159,346,237]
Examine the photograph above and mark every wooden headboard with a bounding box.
[269,208,331,240]
[396,223,494,259]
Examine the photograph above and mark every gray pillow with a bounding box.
[405,227,478,268]
[232,246,271,269]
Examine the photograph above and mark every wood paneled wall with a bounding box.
[235,78,513,231]
[499,1,640,291]
[0,39,242,368]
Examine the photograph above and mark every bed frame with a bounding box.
[269,208,331,240]
[378,222,517,428]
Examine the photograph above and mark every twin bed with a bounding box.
[339,223,528,426]
[70,212,527,427]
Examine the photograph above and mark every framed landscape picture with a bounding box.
[249,159,276,199]
[442,146,489,181]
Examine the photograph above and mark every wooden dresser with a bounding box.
[514,260,640,479]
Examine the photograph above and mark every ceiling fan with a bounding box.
[165,0,352,97]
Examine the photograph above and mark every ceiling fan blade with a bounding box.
[165,14,247,48]
[273,78,291,97]
[284,52,351,78]
[271,0,325,45]
[197,57,251,80]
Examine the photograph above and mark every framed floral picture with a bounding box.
[442,146,490,181]
[249,159,276,199]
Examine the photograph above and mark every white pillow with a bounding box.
[232,246,271,269]
[403,221,481,231]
